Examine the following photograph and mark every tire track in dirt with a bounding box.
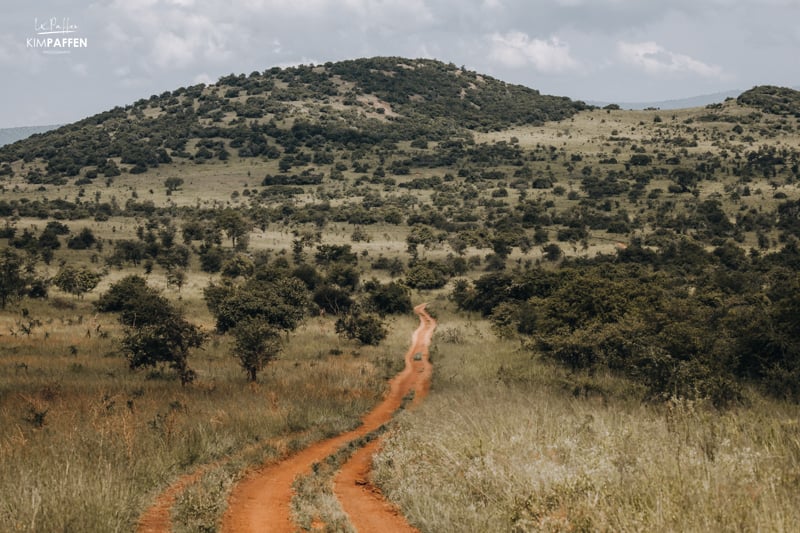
[332,307,433,533]
[137,465,215,533]
[220,303,435,532]
[136,431,309,533]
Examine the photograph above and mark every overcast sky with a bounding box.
[1,0,798,128]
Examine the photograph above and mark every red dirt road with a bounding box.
[220,304,436,532]
[137,467,209,533]
[333,306,434,533]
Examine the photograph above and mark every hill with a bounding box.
[738,85,800,117]
[589,89,743,110]
[0,57,587,180]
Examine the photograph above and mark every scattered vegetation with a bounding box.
[0,56,799,530]
[374,306,800,532]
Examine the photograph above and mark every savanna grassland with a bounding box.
[1,58,799,531]
[374,304,800,532]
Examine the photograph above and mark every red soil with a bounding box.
[137,466,212,533]
[220,304,436,532]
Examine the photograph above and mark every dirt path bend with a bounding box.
[137,431,310,533]
[333,306,433,533]
[137,467,208,533]
[221,304,436,533]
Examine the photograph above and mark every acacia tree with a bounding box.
[216,208,252,249]
[205,271,311,379]
[232,317,282,382]
[52,265,103,299]
[98,276,205,385]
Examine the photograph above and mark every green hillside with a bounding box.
[0,57,587,180]
[738,85,800,117]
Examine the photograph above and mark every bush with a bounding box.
[405,261,448,290]
[95,275,150,312]
[369,281,412,315]
[335,311,388,346]
[67,228,97,250]
[313,284,354,315]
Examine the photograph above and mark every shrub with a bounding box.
[231,318,282,382]
[369,281,412,315]
[335,311,388,346]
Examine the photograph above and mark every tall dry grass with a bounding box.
[0,295,410,532]
[373,305,800,532]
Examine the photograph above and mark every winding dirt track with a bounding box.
[137,432,305,532]
[221,303,436,532]
[137,467,209,532]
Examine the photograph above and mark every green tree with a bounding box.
[110,240,147,266]
[368,281,412,315]
[335,311,388,345]
[67,228,97,250]
[53,266,103,299]
[164,177,184,194]
[404,261,448,290]
[221,254,255,278]
[216,208,252,249]
[313,284,354,314]
[542,243,562,262]
[122,310,205,385]
[100,278,205,385]
[232,318,282,382]
[0,249,26,308]
[208,277,310,333]
[166,268,187,292]
[95,275,150,312]
[314,244,358,265]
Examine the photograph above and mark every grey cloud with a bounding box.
[0,0,797,127]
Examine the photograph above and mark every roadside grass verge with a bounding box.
[373,305,800,532]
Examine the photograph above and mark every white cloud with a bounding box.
[275,56,321,68]
[416,43,434,59]
[488,31,579,73]
[193,72,215,85]
[71,63,89,76]
[152,31,195,69]
[617,41,723,78]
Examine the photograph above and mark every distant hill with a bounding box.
[737,85,800,117]
[1,56,797,183]
[0,57,589,179]
[0,125,61,147]
[589,90,744,110]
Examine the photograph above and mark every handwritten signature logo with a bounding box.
[34,17,79,35]
[27,17,87,54]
